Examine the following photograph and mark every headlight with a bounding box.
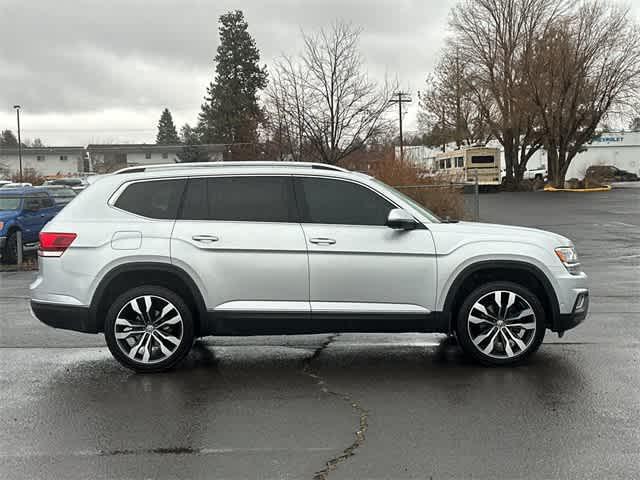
[555,246,581,274]
[0,221,4,231]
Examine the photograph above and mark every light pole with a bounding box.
[13,105,23,182]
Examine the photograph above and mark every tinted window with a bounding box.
[471,155,495,164]
[180,176,295,223]
[115,179,185,219]
[42,196,55,208]
[296,177,394,226]
[24,197,41,211]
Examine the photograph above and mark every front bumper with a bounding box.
[553,291,589,332]
[31,300,98,333]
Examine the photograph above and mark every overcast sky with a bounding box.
[0,0,637,146]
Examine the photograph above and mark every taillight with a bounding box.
[39,232,77,257]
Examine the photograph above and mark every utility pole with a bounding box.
[389,92,412,161]
[13,105,23,182]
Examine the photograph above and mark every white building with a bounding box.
[86,144,226,171]
[0,146,84,178]
[398,131,640,178]
[565,131,640,178]
[395,145,441,171]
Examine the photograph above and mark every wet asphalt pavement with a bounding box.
[0,185,639,479]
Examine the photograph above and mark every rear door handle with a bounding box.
[309,237,336,245]
[192,235,219,243]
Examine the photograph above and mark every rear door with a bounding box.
[170,175,310,332]
[295,176,437,328]
[38,193,58,223]
[20,196,45,243]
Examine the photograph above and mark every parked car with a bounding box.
[1,182,33,189]
[501,166,547,182]
[0,180,12,188]
[0,187,62,263]
[36,185,77,206]
[30,162,588,372]
[44,177,88,194]
[585,165,639,182]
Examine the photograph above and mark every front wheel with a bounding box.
[104,286,194,373]
[456,281,546,366]
[1,231,18,264]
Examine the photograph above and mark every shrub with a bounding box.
[11,168,45,186]
[342,149,466,220]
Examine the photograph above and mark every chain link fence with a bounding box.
[393,176,481,221]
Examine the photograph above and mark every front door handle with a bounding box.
[309,237,336,245]
[192,235,219,243]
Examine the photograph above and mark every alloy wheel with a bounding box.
[467,290,537,359]
[114,295,184,364]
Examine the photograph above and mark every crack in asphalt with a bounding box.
[302,333,369,480]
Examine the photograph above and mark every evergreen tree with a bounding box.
[0,130,19,147]
[178,124,209,163]
[156,108,180,144]
[198,10,268,145]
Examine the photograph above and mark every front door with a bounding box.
[294,176,437,331]
[171,175,310,334]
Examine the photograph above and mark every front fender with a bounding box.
[0,217,21,236]
[435,241,563,314]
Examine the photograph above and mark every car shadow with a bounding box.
[11,336,588,473]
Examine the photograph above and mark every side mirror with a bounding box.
[386,208,418,230]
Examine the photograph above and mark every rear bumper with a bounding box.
[30,300,98,333]
[552,291,589,333]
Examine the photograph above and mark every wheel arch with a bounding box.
[89,262,208,336]
[5,223,21,235]
[442,260,560,333]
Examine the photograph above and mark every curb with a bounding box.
[544,185,612,192]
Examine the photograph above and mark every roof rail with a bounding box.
[114,161,348,175]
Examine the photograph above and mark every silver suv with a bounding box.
[30,162,589,372]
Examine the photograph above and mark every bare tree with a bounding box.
[525,1,640,187]
[418,46,489,150]
[266,21,396,165]
[265,56,308,161]
[450,0,565,185]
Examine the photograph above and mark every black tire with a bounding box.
[455,281,546,366]
[104,285,195,373]
[1,231,18,264]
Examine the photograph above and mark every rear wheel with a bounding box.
[104,286,194,373]
[456,281,545,366]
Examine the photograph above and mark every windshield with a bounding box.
[0,197,22,211]
[367,177,441,223]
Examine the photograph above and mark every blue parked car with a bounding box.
[0,187,62,263]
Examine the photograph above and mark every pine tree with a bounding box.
[178,124,209,163]
[0,130,19,147]
[156,108,180,144]
[198,10,268,145]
